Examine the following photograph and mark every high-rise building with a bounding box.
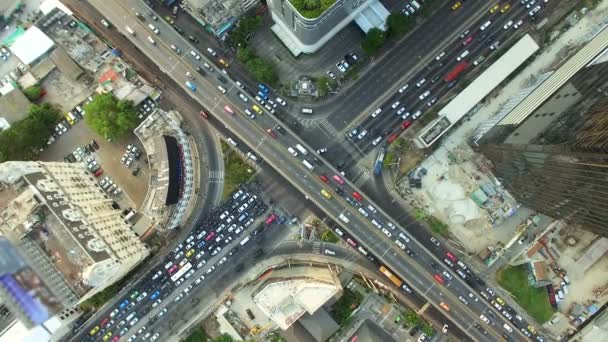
[473,30,608,236]
[0,161,149,327]
[267,0,389,56]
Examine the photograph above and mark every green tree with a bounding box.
[237,46,256,63]
[23,85,43,101]
[214,334,233,342]
[421,322,435,336]
[317,76,331,96]
[84,93,139,140]
[321,229,339,243]
[184,327,209,342]
[246,57,278,85]
[303,0,320,10]
[0,103,60,162]
[229,15,261,48]
[361,28,385,55]
[331,288,363,324]
[403,309,421,327]
[387,13,411,36]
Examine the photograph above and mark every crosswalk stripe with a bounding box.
[208,170,224,180]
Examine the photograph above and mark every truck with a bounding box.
[444,61,469,82]
[379,265,403,287]
[373,146,387,176]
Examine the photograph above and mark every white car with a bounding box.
[381,228,392,237]
[419,90,431,100]
[396,107,406,115]
[435,51,446,61]
[398,83,409,93]
[513,19,524,29]
[357,130,368,140]
[227,138,237,146]
[326,70,336,79]
[206,47,217,56]
[371,136,382,146]
[275,97,286,106]
[316,148,328,154]
[479,314,489,324]
[371,108,382,118]
[336,62,346,73]
[503,20,514,30]
[238,93,248,102]
[391,101,400,109]
[441,270,453,280]
[416,78,426,87]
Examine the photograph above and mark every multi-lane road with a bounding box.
[71,0,541,341]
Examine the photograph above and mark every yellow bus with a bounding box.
[320,189,332,199]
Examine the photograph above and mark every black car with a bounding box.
[195,66,206,75]
[188,35,199,43]
[173,25,184,34]
[86,143,95,152]
[217,75,227,84]
[132,167,140,176]
[90,139,99,149]
[275,126,286,135]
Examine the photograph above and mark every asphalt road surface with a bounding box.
[66,0,544,340]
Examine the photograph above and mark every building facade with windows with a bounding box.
[0,161,149,327]
[474,45,608,237]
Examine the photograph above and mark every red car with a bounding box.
[462,35,474,46]
[434,274,445,284]
[319,175,329,183]
[387,133,399,144]
[100,317,110,327]
[332,175,345,185]
[445,251,457,262]
[205,231,216,241]
[265,214,277,224]
[352,191,363,201]
[346,237,357,247]
[266,128,276,138]
[94,169,103,177]
[199,110,208,119]
[401,120,412,130]
[224,105,234,115]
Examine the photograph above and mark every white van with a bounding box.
[125,26,135,36]
[502,323,513,333]
[410,0,422,10]
[287,147,298,157]
[398,232,411,243]
[339,214,349,224]
[295,144,309,155]
[302,159,315,171]
[457,50,470,61]
[301,108,313,114]
[148,24,159,34]
[480,20,492,31]
[358,208,369,217]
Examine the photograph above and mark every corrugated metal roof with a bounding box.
[498,25,608,126]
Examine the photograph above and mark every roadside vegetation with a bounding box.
[221,141,255,200]
[0,103,60,162]
[84,93,139,140]
[361,13,414,55]
[79,283,121,312]
[414,210,449,237]
[497,266,554,323]
[330,288,364,324]
[230,15,279,86]
[320,229,339,243]
[289,0,336,19]
[183,327,236,342]
[401,308,435,336]
[316,75,338,96]
[23,84,44,101]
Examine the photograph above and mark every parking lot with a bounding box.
[40,118,150,209]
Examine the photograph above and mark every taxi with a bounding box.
[451,1,461,10]
[500,4,511,13]
[490,4,500,13]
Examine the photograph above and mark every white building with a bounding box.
[0,161,149,327]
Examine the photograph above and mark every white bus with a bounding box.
[240,235,251,246]
[295,144,308,155]
[302,160,315,171]
[170,262,192,283]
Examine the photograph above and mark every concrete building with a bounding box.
[473,27,608,237]
[183,0,260,37]
[252,266,341,330]
[0,161,149,327]
[0,88,31,131]
[268,0,389,56]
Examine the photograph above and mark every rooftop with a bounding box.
[9,26,55,65]
[288,0,337,19]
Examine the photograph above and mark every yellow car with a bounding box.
[321,189,332,199]
[451,2,461,10]
[252,105,263,115]
[500,4,511,13]
[186,249,195,258]
[496,297,505,305]
[490,4,499,13]
[89,326,100,336]
[528,325,537,334]
[219,58,230,68]
[103,332,112,341]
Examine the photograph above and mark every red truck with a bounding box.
[444,61,469,82]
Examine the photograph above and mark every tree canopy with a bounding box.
[361,28,386,55]
[84,93,139,140]
[24,85,43,101]
[387,13,412,36]
[0,103,60,162]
